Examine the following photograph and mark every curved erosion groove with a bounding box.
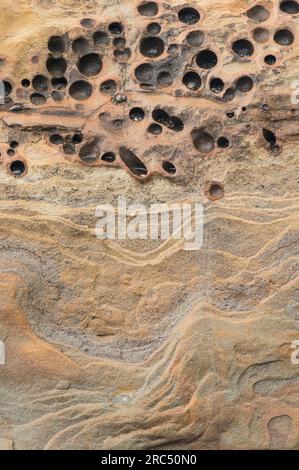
[0,0,299,452]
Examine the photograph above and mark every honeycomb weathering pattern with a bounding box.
[0,0,299,450]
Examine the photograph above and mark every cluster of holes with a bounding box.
[192,129,230,153]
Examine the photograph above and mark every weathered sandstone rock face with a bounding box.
[0,0,298,450]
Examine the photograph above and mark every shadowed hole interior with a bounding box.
[21,79,30,88]
[137,2,158,16]
[78,53,102,76]
[253,27,270,43]
[10,140,19,149]
[69,80,92,100]
[264,54,276,65]
[210,77,224,93]
[148,123,162,134]
[223,88,235,101]
[263,128,276,146]
[46,57,67,77]
[93,31,110,47]
[119,146,148,176]
[186,30,204,47]
[114,48,131,62]
[208,183,224,200]
[147,22,161,35]
[135,63,154,82]
[72,133,83,144]
[226,112,235,118]
[10,160,26,176]
[162,161,176,174]
[274,29,294,45]
[52,77,67,89]
[113,37,126,48]
[79,139,99,163]
[192,129,214,152]
[63,143,75,155]
[50,133,64,145]
[236,76,253,92]
[4,81,12,96]
[157,71,173,87]
[232,39,254,57]
[30,93,46,105]
[109,22,123,35]
[280,1,299,14]
[217,136,230,148]
[246,5,270,21]
[100,79,116,95]
[48,36,65,56]
[52,91,64,101]
[72,37,90,54]
[152,108,184,131]
[129,107,145,121]
[183,71,201,90]
[81,18,96,29]
[32,75,48,92]
[7,149,15,157]
[101,152,116,162]
[140,36,164,58]
[178,7,200,25]
[196,50,218,69]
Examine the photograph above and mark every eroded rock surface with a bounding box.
[0,0,298,450]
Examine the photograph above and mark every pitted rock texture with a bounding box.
[0,0,299,450]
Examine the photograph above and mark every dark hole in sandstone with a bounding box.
[3,81,12,96]
[79,139,99,163]
[114,48,131,62]
[78,53,102,77]
[236,76,253,92]
[80,18,96,29]
[274,29,294,45]
[147,22,161,35]
[100,79,117,95]
[280,1,299,14]
[50,133,64,145]
[183,71,201,90]
[157,71,173,87]
[223,88,235,101]
[140,36,164,58]
[72,37,90,55]
[232,39,254,57]
[162,161,176,174]
[196,50,218,69]
[69,80,92,100]
[168,44,180,56]
[137,2,158,16]
[186,30,204,47]
[109,22,123,35]
[10,140,19,149]
[46,57,67,77]
[52,77,67,89]
[93,31,110,47]
[253,27,270,43]
[263,128,277,146]
[246,5,270,21]
[208,183,224,200]
[192,129,214,153]
[264,54,276,65]
[152,108,184,132]
[7,149,15,157]
[48,36,65,56]
[72,133,83,144]
[30,93,46,105]
[210,77,224,93]
[63,143,75,155]
[10,160,26,176]
[178,7,200,25]
[113,37,126,48]
[217,136,230,148]
[101,152,116,162]
[135,63,154,82]
[52,91,64,101]
[148,123,162,134]
[129,107,145,121]
[32,75,48,92]
[119,146,148,177]
[226,112,235,118]
[21,79,30,88]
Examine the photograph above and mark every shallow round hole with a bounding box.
[242,106,247,112]
[135,63,154,82]
[48,36,65,56]
[30,93,46,105]
[50,133,64,145]
[232,39,254,57]
[3,81,12,96]
[10,140,19,149]
[264,54,276,65]
[114,48,131,62]
[72,133,83,144]
[109,22,123,35]
[138,2,158,16]
[223,88,235,101]
[186,30,204,47]
[10,160,26,176]
[69,80,92,100]
[80,18,96,29]
[252,27,270,43]
[183,71,201,90]
[148,123,162,134]
[21,79,30,88]
[236,76,253,92]
[192,129,214,153]
[280,1,299,14]
[129,107,145,121]
[262,128,276,146]
[93,31,110,47]
[101,152,116,162]
[226,112,235,118]
[147,22,161,35]
[196,50,218,69]
[63,143,75,155]
[162,161,176,174]
[167,44,180,56]
[72,37,90,54]
[207,183,224,201]
[178,7,200,25]
[78,53,102,77]
[32,75,48,92]
[113,37,126,48]
[157,71,173,87]
[210,77,224,93]
[51,91,64,101]
[7,149,15,157]
[217,136,230,148]
[100,79,117,95]
[140,36,164,58]
[46,57,67,77]
[246,5,270,21]
[274,29,294,45]
[51,77,67,89]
